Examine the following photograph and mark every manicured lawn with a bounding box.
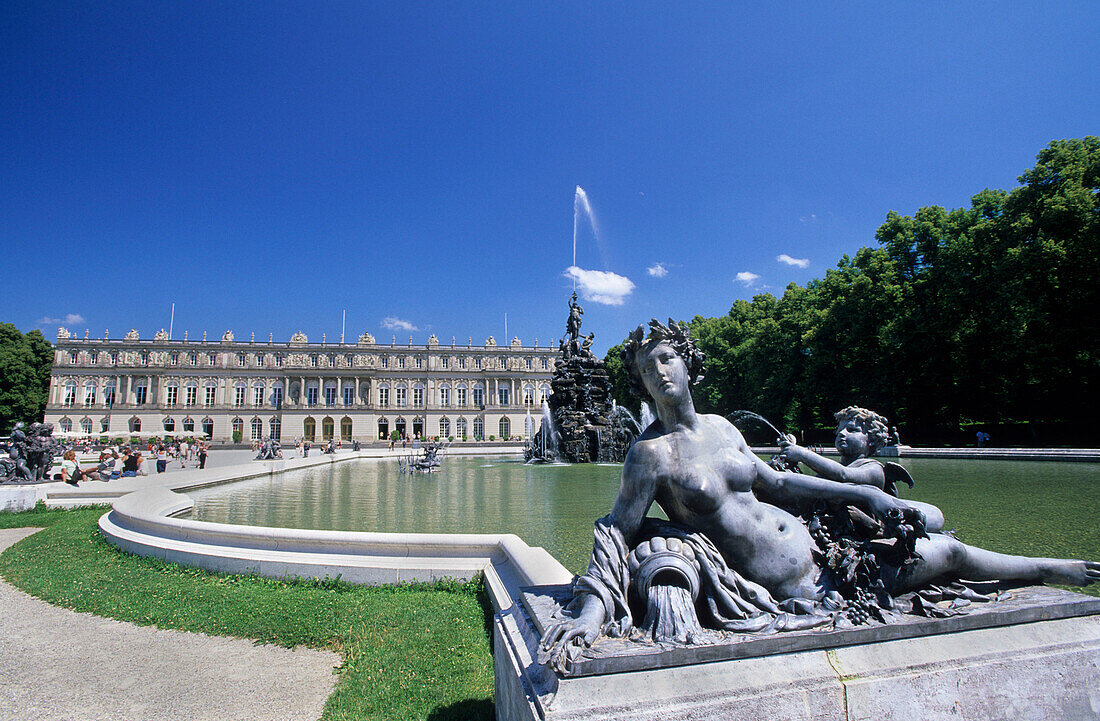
[0,506,494,721]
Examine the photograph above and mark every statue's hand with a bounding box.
[539,612,600,672]
[865,487,914,522]
[779,438,808,463]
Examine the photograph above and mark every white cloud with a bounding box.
[777,254,809,268]
[735,271,760,286]
[564,266,635,306]
[647,263,668,278]
[38,313,84,325]
[799,214,819,223]
[381,317,419,331]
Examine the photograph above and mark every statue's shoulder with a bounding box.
[624,431,669,470]
[848,457,883,469]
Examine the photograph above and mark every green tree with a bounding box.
[0,324,53,434]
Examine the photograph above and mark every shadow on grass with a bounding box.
[427,697,494,721]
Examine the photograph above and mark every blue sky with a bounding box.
[3,3,1097,355]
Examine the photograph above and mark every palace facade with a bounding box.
[44,327,556,444]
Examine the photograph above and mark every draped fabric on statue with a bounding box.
[568,515,832,640]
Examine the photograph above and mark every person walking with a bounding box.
[197,442,208,469]
[155,444,168,473]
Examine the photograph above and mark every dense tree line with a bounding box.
[0,324,53,435]
[606,138,1098,445]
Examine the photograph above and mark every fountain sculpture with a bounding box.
[527,293,634,464]
[0,422,62,484]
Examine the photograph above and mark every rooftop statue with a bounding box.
[540,318,1099,671]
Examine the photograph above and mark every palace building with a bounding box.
[44,327,556,444]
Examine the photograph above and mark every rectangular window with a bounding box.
[525,357,532,370]
[253,386,264,407]
[541,357,548,370]
[104,386,115,407]
[441,357,449,369]
[307,387,318,406]
[234,387,246,407]
[413,387,423,406]
[110,351,118,364]
[69,350,79,363]
[135,385,147,405]
[343,387,354,406]
[204,386,216,407]
[256,354,264,367]
[310,355,318,367]
[457,388,467,406]
[272,387,283,410]
[524,389,534,406]
[398,357,406,369]
[396,387,407,407]
[89,352,97,365]
[170,353,179,366]
[415,357,422,369]
[473,387,484,407]
[459,357,466,369]
[166,386,178,407]
[474,357,482,370]
[84,387,96,407]
[64,386,76,407]
[324,387,336,406]
[499,387,510,406]
[185,386,197,407]
[275,355,283,367]
[189,353,197,366]
[379,387,389,407]
[381,356,389,369]
[440,387,450,406]
[208,353,216,365]
[237,354,246,367]
[140,351,149,366]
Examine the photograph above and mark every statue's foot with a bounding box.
[1041,559,1100,586]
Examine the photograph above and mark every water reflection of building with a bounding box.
[45,328,554,444]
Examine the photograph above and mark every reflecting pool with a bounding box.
[188,456,1100,588]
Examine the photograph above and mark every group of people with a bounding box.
[57,439,210,486]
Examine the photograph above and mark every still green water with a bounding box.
[188,456,1099,592]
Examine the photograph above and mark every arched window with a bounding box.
[341,416,353,441]
[499,417,510,438]
[540,384,551,406]
[165,381,179,407]
[204,381,217,407]
[439,417,451,437]
[232,417,244,439]
[83,381,97,407]
[182,418,195,432]
[412,383,424,407]
[395,383,407,407]
[269,417,281,440]
[99,417,109,433]
[81,418,93,435]
[439,383,450,407]
[523,385,534,407]
[378,383,389,408]
[251,417,263,440]
[303,417,316,442]
[473,417,484,439]
[377,418,389,440]
[163,417,175,432]
[473,383,485,408]
[59,417,72,432]
[498,385,510,406]
[129,417,141,433]
[202,418,214,438]
[63,382,77,408]
[253,382,265,407]
[234,382,247,408]
[456,384,468,407]
[456,417,468,438]
[185,380,198,407]
[322,416,334,441]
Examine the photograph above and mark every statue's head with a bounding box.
[621,319,706,403]
[833,406,890,456]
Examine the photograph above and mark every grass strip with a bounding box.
[0,506,494,721]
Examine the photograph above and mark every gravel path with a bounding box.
[0,528,339,721]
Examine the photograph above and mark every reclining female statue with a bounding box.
[540,319,1098,670]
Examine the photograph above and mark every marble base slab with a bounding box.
[494,585,1100,721]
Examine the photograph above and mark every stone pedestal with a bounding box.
[494,585,1100,721]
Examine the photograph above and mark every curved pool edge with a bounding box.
[97,484,574,614]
